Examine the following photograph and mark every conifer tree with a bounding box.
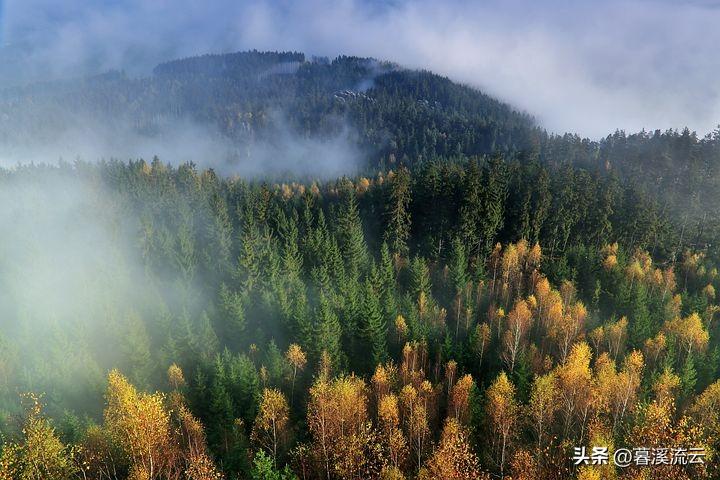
[219,283,246,347]
[363,278,389,370]
[385,166,412,258]
[336,183,368,279]
[379,242,399,322]
[314,293,345,370]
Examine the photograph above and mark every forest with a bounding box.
[2,51,720,479]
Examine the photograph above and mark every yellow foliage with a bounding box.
[703,283,716,301]
[251,388,290,460]
[286,343,307,371]
[423,419,485,480]
[653,367,681,405]
[104,370,174,478]
[449,374,474,424]
[663,312,709,357]
[603,254,618,270]
[380,466,407,480]
[167,363,186,390]
[395,315,408,340]
[0,394,76,480]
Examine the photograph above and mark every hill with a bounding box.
[0,50,538,170]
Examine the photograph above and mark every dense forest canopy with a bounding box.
[1,51,720,479]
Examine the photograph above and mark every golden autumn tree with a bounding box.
[508,449,542,480]
[104,369,177,479]
[177,404,224,480]
[421,418,487,480]
[251,388,291,463]
[643,332,667,369]
[394,315,408,343]
[473,322,491,370]
[399,384,430,471]
[333,422,386,480]
[378,394,408,471]
[502,299,533,373]
[168,363,186,390]
[0,394,76,480]
[605,316,628,361]
[690,379,720,478]
[663,312,709,360]
[486,371,518,477]
[77,424,126,480]
[550,301,587,363]
[625,400,707,480]
[307,374,369,480]
[449,374,474,424]
[528,372,558,452]
[99,369,224,480]
[285,343,307,406]
[372,363,398,406]
[555,342,594,440]
[652,367,681,409]
[165,364,224,479]
[611,350,644,431]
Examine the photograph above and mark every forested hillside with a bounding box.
[0,51,536,166]
[2,51,720,480]
[2,51,719,250]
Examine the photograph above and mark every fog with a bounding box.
[0,111,364,179]
[2,0,719,137]
[0,170,148,408]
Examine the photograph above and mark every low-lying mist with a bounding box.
[0,170,148,414]
[0,111,364,179]
[0,161,240,418]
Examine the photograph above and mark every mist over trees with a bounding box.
[1,51,720,479]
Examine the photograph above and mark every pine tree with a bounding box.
[385,166,412,258]
[120,311,152,389]
[379,242,399,322]
[336,183,368,279]
[459,160,483,259]
[629,283,653,349]
[681,353,698,399]
[314,293,345,370]
[363,278,388,370]
[219,283,246,347]
[194,312,220,362]
[480,155,509,259]
[204,190,233,278]
[250,450,298,480]
[208,360,235,452]
[409,256,432,301]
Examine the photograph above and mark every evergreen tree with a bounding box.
[629,283,653,349]
[362,277,388,370]
[219,283,246,348]
[385,166,412,258]
[314,293,345,370]
[680,353,698,399]
[379,242,399,322]
[336,183,368,279]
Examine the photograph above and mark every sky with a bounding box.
[1,0,719,138]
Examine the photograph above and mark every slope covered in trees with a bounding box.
[2,50,720,479]
[0,51,536,167]
[2,50,719,252]
[1,157,719,479]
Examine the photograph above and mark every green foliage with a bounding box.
[681,353,698,399]
[251,450,298,480]
[385,167,412,258]
[362,278,388,370]
[5,51,720,479]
